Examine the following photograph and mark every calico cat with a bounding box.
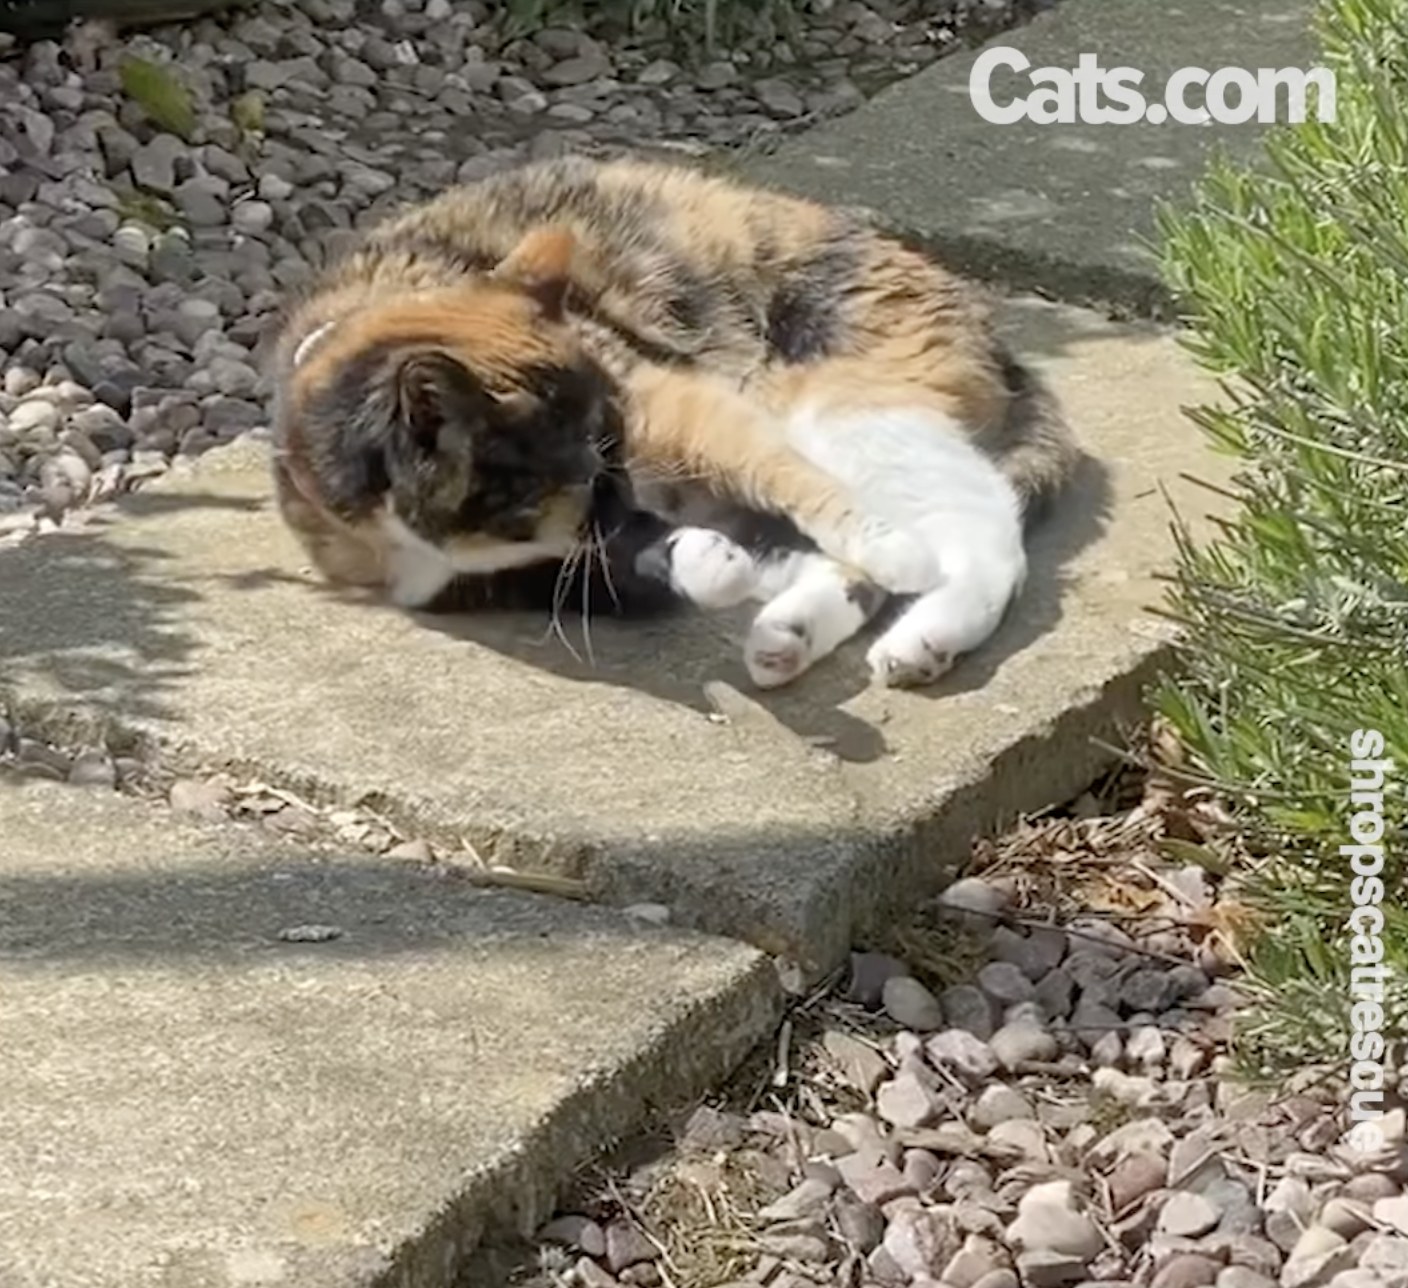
[270,156,1078,688]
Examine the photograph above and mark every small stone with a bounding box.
[1169,1036,1210,1080]
[696,59,738,89]
[636,59,680,85]
[759,1232,829,1262]
[622,903,670,925]
[680,1105,745,1152]
[1152,1254,1221,1288]
[847,951,908,1007]
[542,51,612,86]
[943,984,999,1039]
[884,1207,957,1278]
[1340,1174,1398,1203]
[937,876,1008,928]
[1361,1236,1408,1274]
[1016,1251,1087,1288]
[758,1177,832,1224]
[1035,968,1076,1019]
[277,924,343,942]
[973,1272,1020,1288]
[131,132,186,194]
[232,200,275,236]
[836,1153,911,1207]
[1323,1273,1381,1288]
[1222,1235,1285,1278]
[942,1233,1006,1288]
[10,399,61,436]
[1315,1198,1370,1239]
[1090,1031,1124,1067]
[989,1020,1057,1070]
[540,1214,606,1257]
[1160,1193,1219,1238]
[387,838,433,861]
[988,1119,1048,1161]
[604,1222,657,1274]
[993,925,1067,979]
[902,1148,941,1192]
[836,1195,886,1252]
[168,777,230,822]
[925,1029,998,1085]
[1005,1180,1101,1259]
[876,1070,939,1129]
[1122,968,1180,1013]
[823,1029,889,1094]
[576,1258,619,1288]
[1126,1025,1167,1069]
[978,961,1036,1005]
[1108,1151,1166,1213]
[970,1084,1034,1131]
[1375,1195,1408,1236]
[882,975,945,1031]
[68,750,117,788]
[1217,1271,1277,1288]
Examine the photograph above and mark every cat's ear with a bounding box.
[493,226,574,319]
[394,351,489,450]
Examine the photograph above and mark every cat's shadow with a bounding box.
[416,452,1112,766]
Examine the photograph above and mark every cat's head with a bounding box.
[272,227,622,605]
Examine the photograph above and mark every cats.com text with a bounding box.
[969,48,1338,125]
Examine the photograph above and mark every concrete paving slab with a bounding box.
[0,294,1229,977]
[745,0,1315,314]
[0,776,778,1288]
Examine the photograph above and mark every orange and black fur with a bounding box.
[271,157,1077,687]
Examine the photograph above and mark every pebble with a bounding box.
[993,924,1068,979]
[1153,1254,1222,1288]
[943,983,1000,1039]
[884,1207,957,1278]
[604,1222,657,1274]
[925,1029,998,1085]
[937,876,1009,928]
[168,777,230,822]
[823,1029,889,1094]
[978,961,1036,1005]
[1004,1180,1102,1259]
[876,1070,940,1129]
[540,1214,606,1257]
[989,1019,1057,1070]
[882,975,946,1031]
[1375,1194,1408,1235]
[67,749,117,788]
[848,951,909,1007]
[1159,1192,1219,1238]
[970,1083,1034,1131]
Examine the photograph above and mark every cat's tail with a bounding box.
[988,344,1081,526]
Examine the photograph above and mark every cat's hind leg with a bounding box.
[745,553,887,689]
[865,544,1024,687]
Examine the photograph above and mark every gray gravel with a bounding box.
[521,864,1408,1288]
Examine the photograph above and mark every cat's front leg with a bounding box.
[636,526,760,609]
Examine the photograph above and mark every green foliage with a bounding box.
[119,55,197,140]
[1158,0,1408,1075]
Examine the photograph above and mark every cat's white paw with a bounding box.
[847,522,939,595]
[667,527,758,608]
[745,614,813,689]
[866,627,958,689]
